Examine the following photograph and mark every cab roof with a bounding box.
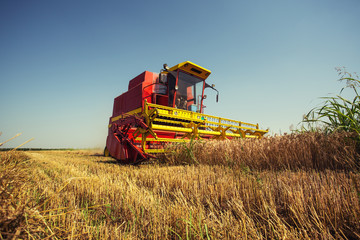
[168,61,211,80]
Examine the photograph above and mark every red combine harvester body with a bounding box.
[105,61,268,164]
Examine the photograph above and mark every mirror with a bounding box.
[163,63,169,71]
[159,73,167,83]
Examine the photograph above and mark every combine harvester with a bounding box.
[105,61,268,163]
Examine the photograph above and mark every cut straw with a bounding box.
[0,133,22,147]
[11,138,34,151]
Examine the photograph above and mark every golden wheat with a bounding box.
[165,132,359,171]
[1,132,359,239]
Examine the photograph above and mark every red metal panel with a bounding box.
[128,71,158,91]
[128,71,146,90]
[123,85,143,113]
[106,130,122,159]
[112,85,142,116]
[112,71,159,117]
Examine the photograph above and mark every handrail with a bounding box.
[142,82,167,103]
[146,102,259,128]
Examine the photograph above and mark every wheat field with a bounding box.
[1,132,360,239]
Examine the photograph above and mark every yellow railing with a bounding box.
[109,100,268,153]
[146,102,267,136]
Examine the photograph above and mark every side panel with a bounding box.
[106,129,122,160]
[128,72,146,90]
[112,84,143,116]
[112,71,159,117]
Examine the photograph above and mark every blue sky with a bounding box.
[1,0,359,148]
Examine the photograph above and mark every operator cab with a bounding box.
[155,61,216,113]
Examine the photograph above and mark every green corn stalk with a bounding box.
[302,67,360,140]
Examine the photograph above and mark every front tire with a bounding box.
[104,147,110,157]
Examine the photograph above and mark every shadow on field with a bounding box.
[95,157,157,167]
[96,159,120,165]
[90,153,105,157]
[95,158,143,166]
[87,153,126,165]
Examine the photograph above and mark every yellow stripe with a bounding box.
[111,108,142,122]
[135,137,190,143]
[147,102,261,129]
[144,149,165,154]
[151,124,256,138]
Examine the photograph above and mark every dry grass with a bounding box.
[0,151,58,239]
[0,132,360,239]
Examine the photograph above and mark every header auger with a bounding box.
[105,61,268,164]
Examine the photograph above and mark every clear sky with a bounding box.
[1,0,359,149]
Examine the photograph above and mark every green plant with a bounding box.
[169,211,211,240]
[167,137,199,165]
[302,67,360,140]
[183,137,198,165]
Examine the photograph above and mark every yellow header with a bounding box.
[167,61,211,80]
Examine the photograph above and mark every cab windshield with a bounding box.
[168,71,204,111]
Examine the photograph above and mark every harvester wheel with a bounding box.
[104,147,110,157]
